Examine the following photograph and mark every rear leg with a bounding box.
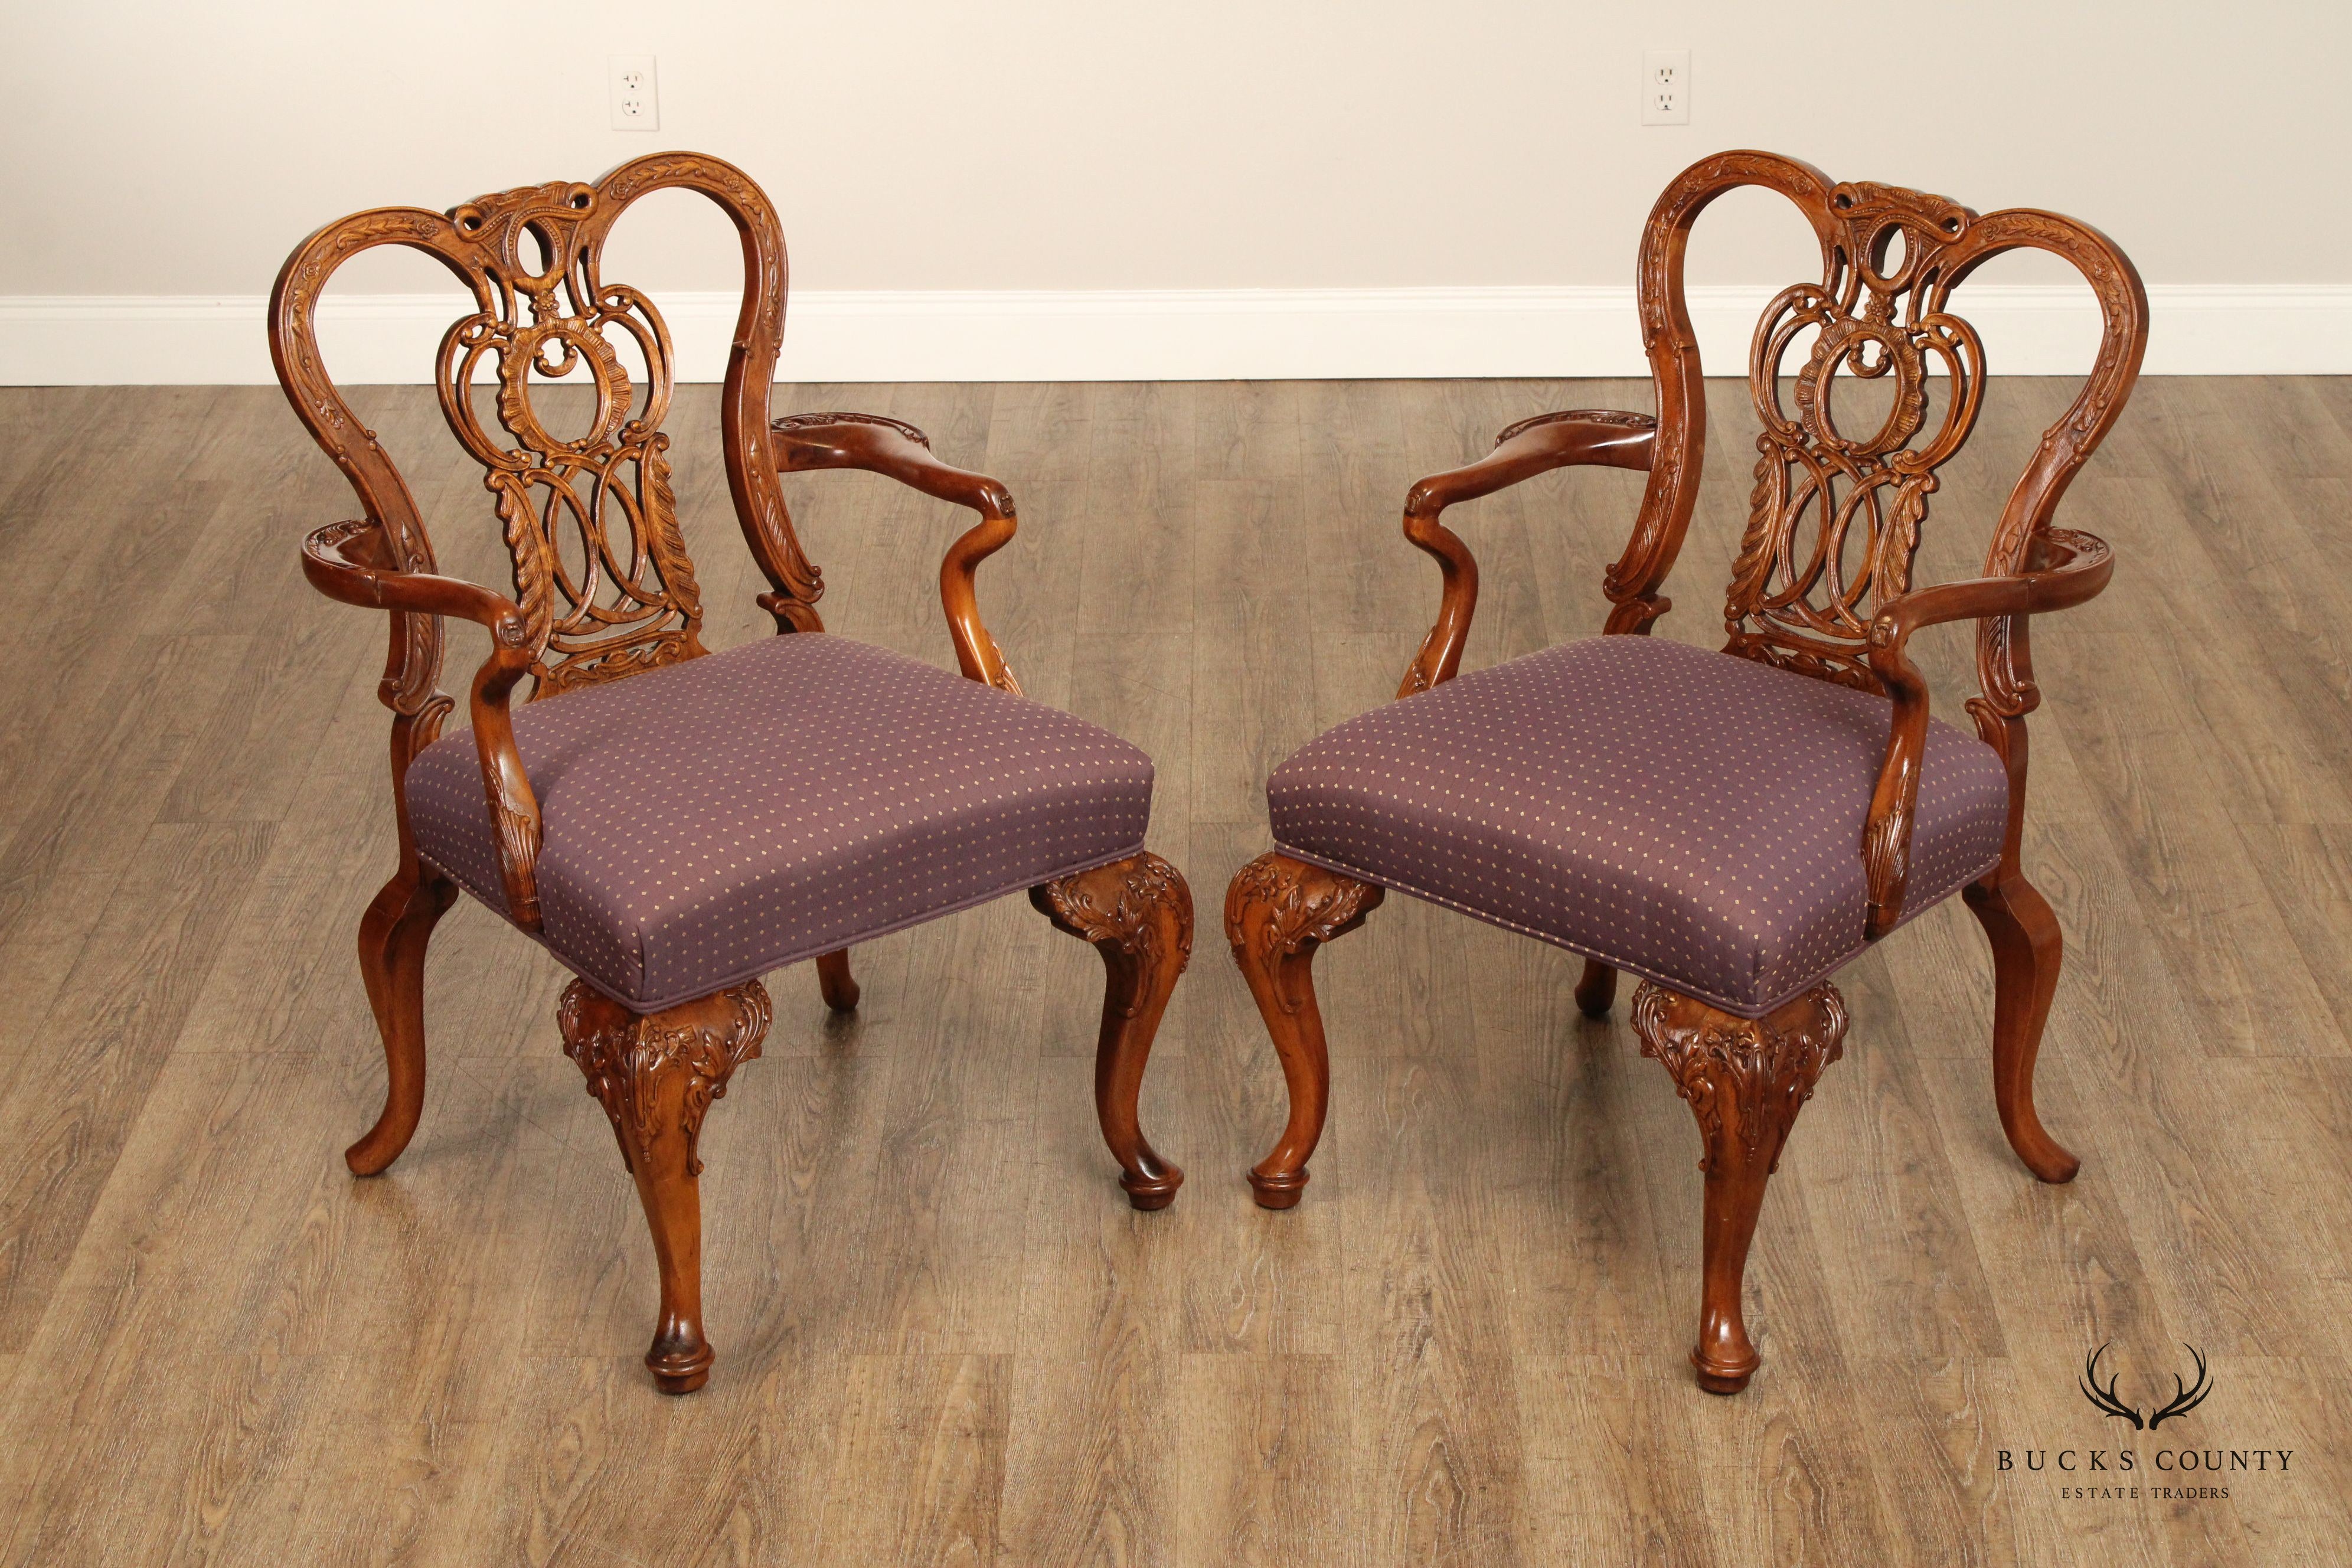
[1574,959,1617,1017]
[1964,868,2079,1182]
[346,869,458,1175]
[815,948,860,1011]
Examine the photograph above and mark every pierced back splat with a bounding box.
[1612,150,2147,720]
[436,181,704,695]
[1730,183,1987,690]
[269,152,824,720]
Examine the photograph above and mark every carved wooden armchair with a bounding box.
[1226,151,2147,1393]
[272,153,1191,1394]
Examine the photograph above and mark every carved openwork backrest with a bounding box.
[270,153,823,713]
[1616,151,2148,716]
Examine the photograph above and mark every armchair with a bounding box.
[273,153,1191,1393]
[1226,151,2147,1393]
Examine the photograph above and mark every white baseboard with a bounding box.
[1,284,2344,385]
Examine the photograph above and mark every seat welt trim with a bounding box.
[424,834,1151,1014]
[1268,839,1999,1021]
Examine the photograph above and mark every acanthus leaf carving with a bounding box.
[1221,854,1384,1015]
[559,978,770,1178]
[636,434,703,629]
[981,629,1024,696]
[495,828,542,927]
[1036,853,1194,1017]
[491,474,557,662]
[1859,795,1915,928]
[1632,981,1848,1176]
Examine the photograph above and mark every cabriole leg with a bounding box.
[1964,869,2079,1183]
[560,978,771,1394]
[346,868,458,1175]
[1632,980,1847,1394]
[1032,851,1194,1210]
[1223,852,1383,1210]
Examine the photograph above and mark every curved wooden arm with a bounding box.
[305,517,525,628]
[1858,527,2113,938]
[303,520,546,930]
[1396,410,1657,695]
[772,412,1023,692]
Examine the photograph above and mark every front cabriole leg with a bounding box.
[559,978,771,1393]
[1031,852,1194,1209]
[1223,852,1383,1209]
[1632,979,1846,1394]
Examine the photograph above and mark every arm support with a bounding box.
[1396,410,1657,695]
[303,520,547,930]
[772,412,1023,692]
[1859,527,2114,937]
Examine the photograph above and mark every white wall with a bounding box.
[4,0,2347,380]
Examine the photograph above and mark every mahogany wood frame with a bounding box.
[1227,150,2147,1393]
[275,152,1190,1394]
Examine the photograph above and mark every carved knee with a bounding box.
[1224,852,1382,1208]
[1033,851,1193,1208]
[559,978,770,1393]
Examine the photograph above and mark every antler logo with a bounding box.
[2079,1342,2213,1430]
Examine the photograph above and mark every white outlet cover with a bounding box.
[1642,49,1690,126]
[609,54,659,132]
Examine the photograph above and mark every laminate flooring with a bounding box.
[1,374,2348,1565]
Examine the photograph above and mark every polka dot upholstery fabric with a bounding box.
[1267,635,2008,1018]
[406,633,1154,1011]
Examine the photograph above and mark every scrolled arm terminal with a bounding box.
[772,412,1023,691]
[1396,410,1657,695]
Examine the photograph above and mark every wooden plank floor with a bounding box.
[2,375,2350,1565]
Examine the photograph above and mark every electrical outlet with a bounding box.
[610,55,659,132]
[1642,50,1690,126]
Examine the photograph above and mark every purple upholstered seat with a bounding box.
[1267,635,2008,1017]
[406,633,1153,1011]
